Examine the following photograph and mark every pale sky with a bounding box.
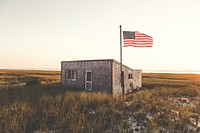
[0,0,200,70]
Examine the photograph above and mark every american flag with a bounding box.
[123,31,153,47]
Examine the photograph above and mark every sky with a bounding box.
[0,0,200,71]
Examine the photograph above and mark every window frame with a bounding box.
[65,69,77,81]
[128,73,133,79]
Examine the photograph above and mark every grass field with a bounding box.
[0,70,60,88]
[143,73,200,88]
[0,70,200,132]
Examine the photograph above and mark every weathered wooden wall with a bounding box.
[112,61,142,96]
[61,60,112,93]
[61,59,142,96]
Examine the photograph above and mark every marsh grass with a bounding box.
[125,85,200,132]
[0,85,125,132]
[0,70,60,88]
[0,70,200,132]
[143,73,200,88]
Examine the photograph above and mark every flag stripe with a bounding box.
[123,31,153,47]
[124,43,153,45]
[124,40,153,43]
[124,44,152,47]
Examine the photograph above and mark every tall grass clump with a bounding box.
[0,85,126,132]
[124,84,200,132]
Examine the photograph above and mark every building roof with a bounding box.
[61,59,141,71]
[61,59,114,63]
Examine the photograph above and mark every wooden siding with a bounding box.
[61,59,142,96]
[61,60,112,93]
[112,60,142,96]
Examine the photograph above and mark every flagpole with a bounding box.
[120,25,124,97]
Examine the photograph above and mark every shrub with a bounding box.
[26,78,41,86]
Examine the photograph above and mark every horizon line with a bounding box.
[0,68,200,74]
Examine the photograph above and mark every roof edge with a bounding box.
[61,59,114,63]
[61,59,142,71]
[112,60,142,71]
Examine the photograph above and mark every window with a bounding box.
[86,71,92,81]
[128,74,133,79]
[66,70,77,81]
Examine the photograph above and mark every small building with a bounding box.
[61,59,142,96]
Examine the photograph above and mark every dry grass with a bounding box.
[0,85,124,132]
[143,73,200,88]
[0,70,200,132]
[0,70,60,88]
